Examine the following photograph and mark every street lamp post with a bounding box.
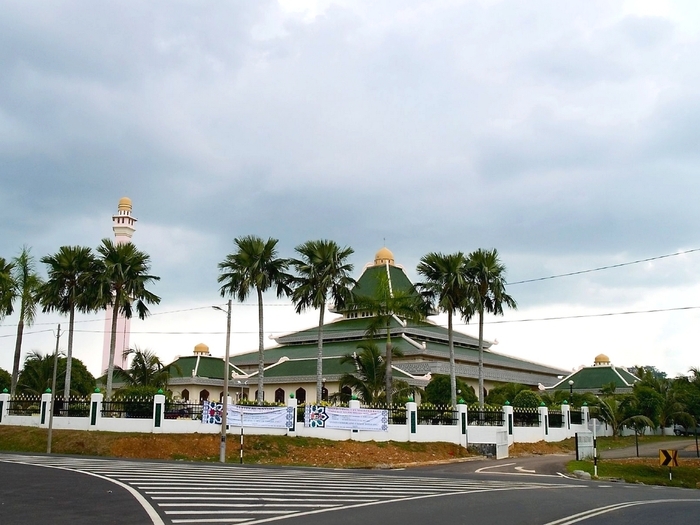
[213,299,232,463]
[568,380,574,400]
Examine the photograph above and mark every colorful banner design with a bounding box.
[305,405,388,432]
[202,402,293,429]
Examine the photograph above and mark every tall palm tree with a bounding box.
[0,257,15,321]
[338,341,404,405]
[10,247,43,397]
[117,347,174,389]
[290,239,355,403]
[466,248,517,407]
[96,239,161,398]
[417,252,471,407]
[594,395,654,438]
[38,246,100,401]
[218,235,292,405]
[351,271,427,405]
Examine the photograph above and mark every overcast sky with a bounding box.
[2,0,700,380]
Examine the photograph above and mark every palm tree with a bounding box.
[0,257,14,321]
[117,347,174,389]
[417,252,471,407]
[466,248,517,407]
[96,239,161,398]
[17,350,61,396]
[338,341,405,405]
[218,235,292,405]
[290,239,355,403]
[38,246,100,401]
[351,271,427,405]
[10,247,43,396]
[594,395,654,438]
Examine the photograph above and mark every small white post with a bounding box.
[153,391,166,433]
[0,390,10,424]
[538,404,549,440]
[89,390,103,430]
[503,403,514,445]
[457,403,468,448]
[349,398,361,439]
[40,391,52,428]
[406,400,418,442]
[287,394,298,435]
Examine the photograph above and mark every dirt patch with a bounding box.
[509,440,575,456]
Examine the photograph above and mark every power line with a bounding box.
[509,248,700,285]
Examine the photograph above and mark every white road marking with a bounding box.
[515,466,537,473]
[541,499,700,525]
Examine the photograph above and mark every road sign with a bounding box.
[659,449,678,467]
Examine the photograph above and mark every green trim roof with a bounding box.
[551,365,639,391]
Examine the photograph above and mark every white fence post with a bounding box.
[348,397,361,440]
[40,391,52,428]
[406,400,418,442]
[89,390,103,431]
[153,391,166,433]
[503,402,514,445]
[539,404,549,440]
[561,401,572,436]
[457,402,468,448]
[0,390,9,424]
[287,394,298,434]
[581,404,590,424]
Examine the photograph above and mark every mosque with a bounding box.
[165,247,569,404]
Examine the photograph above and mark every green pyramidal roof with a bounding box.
[551,365,639,391]
[351,263,416,299]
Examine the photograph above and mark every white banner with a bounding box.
[202,402,294,429]
[305,405,388,432]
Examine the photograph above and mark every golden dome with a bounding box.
[374,246,395,266]
[594,353,610,366]
[194,343,210,355]
[118,196,132,211]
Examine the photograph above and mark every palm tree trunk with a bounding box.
[257,287,264,405]
[448,309,456,408]
[64,304,75,401]
[106,298,120,398]
[385,320,392,406]
[11,318,25,397]
[478,308,485,407]
[316,305,325,403]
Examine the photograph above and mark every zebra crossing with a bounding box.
[0,454,580,524]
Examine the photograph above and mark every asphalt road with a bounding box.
[0,453,698,525]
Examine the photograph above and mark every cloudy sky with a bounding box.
[2,0,700,380]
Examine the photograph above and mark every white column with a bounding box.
[40,391,52,428]
[561,402,572,435]
[349,398,361,439]
[0,391,10,424]
[503,403,514,445]
[582,404,590,424]
[287,395,298,434]
[538,405,549,441]
[406,401,418,442]
[89,391,103,430]
[457,403,468,448]
[153,392,166,433]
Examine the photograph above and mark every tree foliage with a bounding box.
[513,389,541,408]
[424,374,477,405]
[17,351,95,397]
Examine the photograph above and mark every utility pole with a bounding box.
[47,324,61,454]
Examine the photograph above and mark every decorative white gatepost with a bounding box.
[89,390,103,431]
[561,401,572,434]
[40,390,52,428]
[152,390,166,433]
[582,404,590,424]
[538,404,549,439]
[503,402,514,445]
[406,399,418,442]
[457,402,468,448]
[0,389,9,424]
[348,397,361,439]
[287,394,298,435]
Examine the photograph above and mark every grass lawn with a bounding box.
[568,458,700,489]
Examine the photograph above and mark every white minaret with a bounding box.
[101,197,137,374]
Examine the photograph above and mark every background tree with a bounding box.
[17,351,95,397]
[0,367,11,392]
[484,382,529,406]
[0,257,14,321]
[513,389,541,408]
[466,248,517,407]
[38,246,100,401]
[351,271,427,405]
[116,347,176,389]
[594,395,654,438]
[218,235,292,405]
[290,240,355,403]
[96,239,161,398]
[417,252,471,407]
[338,341,403,404]
[424,374,477,406]
[9,247,43,396]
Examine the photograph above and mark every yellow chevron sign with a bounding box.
[659,449,678,467]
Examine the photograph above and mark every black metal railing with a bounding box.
[467,408,505,426]
[367,405,407,425]
[513,408,540,427]
[416,406,458,426]
[570,410,583,425]
[164,401,203,420]
[102,398,153,419]
[6,397,41,416]
[548,411,564,428]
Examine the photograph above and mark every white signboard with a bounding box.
[305,405,388,432]
[202,402,293,429]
